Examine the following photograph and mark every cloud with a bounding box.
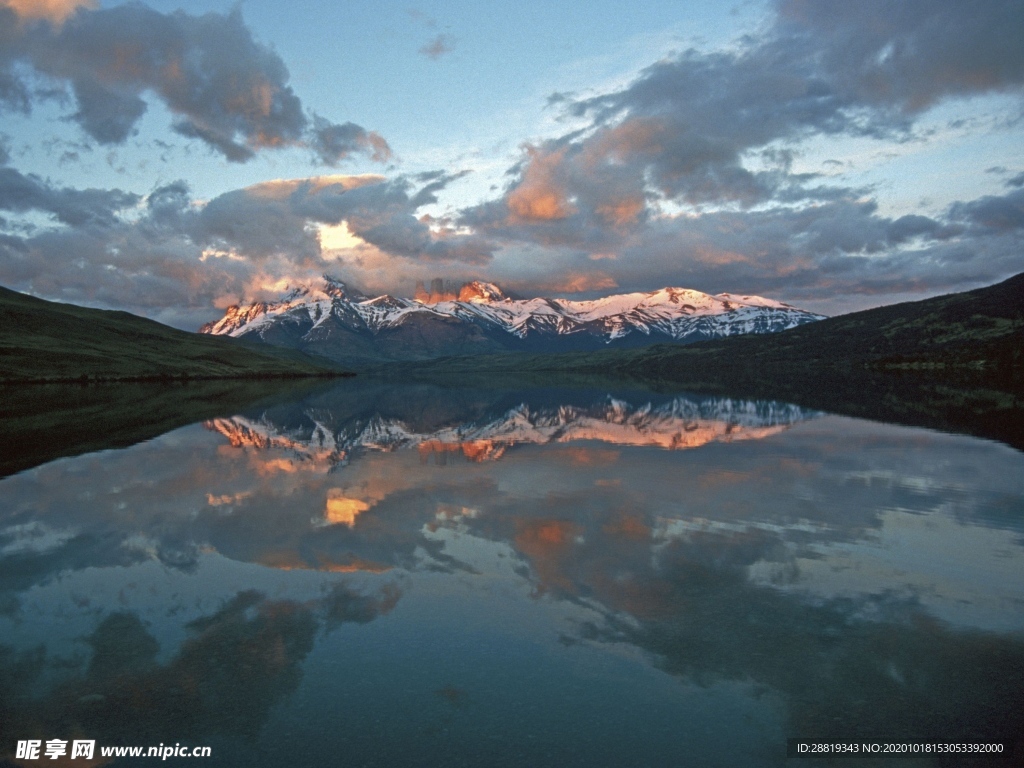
[1,0,93,24]
[506,146,576,223]
[454,0,1024,304]
[0,170,497,327]
[466,185,1019,306]
[0,3,389,164]
[775,0,1024,111]
[513,271,619,295]
[0,166,1016,326]
[0,165,138,226]
[948,187,1024,232]
[419,33,455,60]
[310,116,391,165]
[196,172,495,265]
[486,0,1024,224]
[1,0,1022,318]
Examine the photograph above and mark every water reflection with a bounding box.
[206,391,811,465]
[1,382,1022,766]
[1,583,402,758]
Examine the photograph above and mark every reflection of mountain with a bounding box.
[205,394,816,467]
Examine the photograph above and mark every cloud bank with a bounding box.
[0,0,1022,325]
[0,163,496,327]
[459,0,1024,302]
[0,1,389,164]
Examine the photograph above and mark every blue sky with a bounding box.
[1,0,1022,328]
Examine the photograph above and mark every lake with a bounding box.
[1,380,1022,766]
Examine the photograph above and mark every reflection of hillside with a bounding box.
[205,396,815,468]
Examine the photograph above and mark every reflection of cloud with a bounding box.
[553,447,619,467]
[514,519,585,597]
[324,491,371,527]
[4,0,92,22]
[206,491,253,506]
[582,529,1024,746]
[0,383,1022,765]
[0,583,402,760]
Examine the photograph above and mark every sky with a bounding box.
[0,0,1022,329]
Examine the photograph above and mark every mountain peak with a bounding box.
[713,292,791,310]
[458,281,507,303]
[414,279,508,304]
[321,275,366,301]
[274,275,366,304]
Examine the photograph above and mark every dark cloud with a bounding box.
[0,166,138,227]
[419,34,455,60]
[310,116,391,166]
[331,176,494,263]
[1,3,388,164]
[70,77,148,144]
[0,5,31,114]
[885,213,944,243]
[171,119,255,163]
[775,0,1024,111]
[143,179,191,230]
[0,181,256,328]
[948,187,1024,232]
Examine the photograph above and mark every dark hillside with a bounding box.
[0,286,346,382]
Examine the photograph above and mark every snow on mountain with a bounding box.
[199,275,825,360]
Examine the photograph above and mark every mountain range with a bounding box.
[199,276,825,364]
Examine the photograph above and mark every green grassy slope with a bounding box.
[0,286,347,382]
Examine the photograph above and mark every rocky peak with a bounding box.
[457,281,507,303]
[322,275,366,301]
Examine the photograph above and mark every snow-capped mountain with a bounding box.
[199,276,826,364]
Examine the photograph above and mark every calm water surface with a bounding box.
[1,382,1022,766]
